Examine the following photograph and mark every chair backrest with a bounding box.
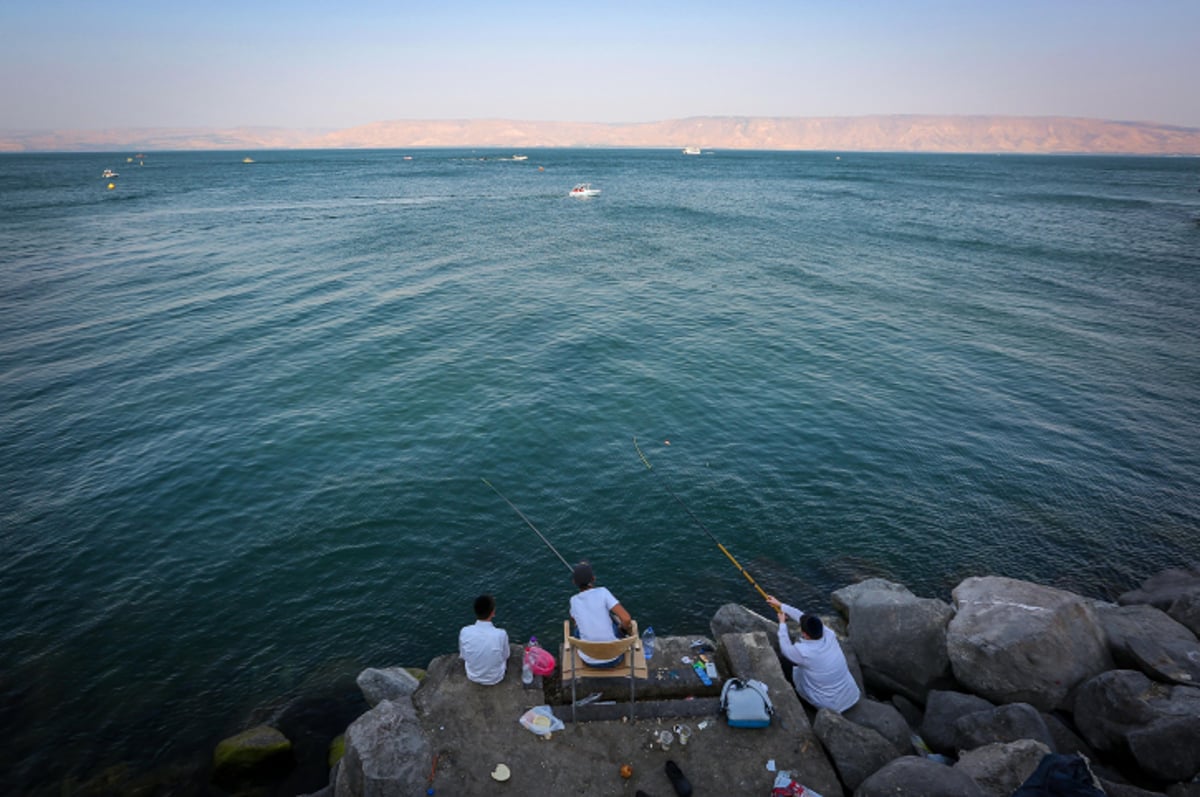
[561,619,649,721]
[561,619,648,680]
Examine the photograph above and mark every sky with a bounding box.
[3,0,1198,131]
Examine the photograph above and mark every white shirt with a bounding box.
[776,603,860,712]
[569,586,621,664]
[458,620,510,685]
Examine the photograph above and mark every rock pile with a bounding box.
[217,565,1200,796]
[708,567,1200,796]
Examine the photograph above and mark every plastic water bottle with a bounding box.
[521,636,535,685]
[642,626,656,660]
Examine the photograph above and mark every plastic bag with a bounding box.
[772,770,823,796]
[526,645,557,676]
[518,705,564,736]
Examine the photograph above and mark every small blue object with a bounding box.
[642,626,656,659]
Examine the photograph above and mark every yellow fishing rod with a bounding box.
[634,436,771,604]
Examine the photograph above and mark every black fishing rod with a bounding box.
[633,436,771,603]
[481,478,573,573]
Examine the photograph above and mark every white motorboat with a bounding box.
[682,146,701,155]
[511,155,528,161]
[102,169,118,178]
[569,183,600,198]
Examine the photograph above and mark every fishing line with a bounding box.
[481,478,573,573]
[633,436,771,603]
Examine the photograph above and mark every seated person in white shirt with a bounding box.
[569,561,633,668]
[766,594,860,713]
[458,594,510,685]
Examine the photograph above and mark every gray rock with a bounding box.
[954,703,1055,752]
[1169,590,1200,638]
[832,578,954,703]
[1118,566,1200,610]
[891,693,924,730]
[947,576,1113,710]
[844,697,915,754]
[1099,780,1168,797]
[334,699,430,797]
[855,755,986,797]
[1166,784,1200,797]
[954,739,1051,797]
[1074,669,1200,782]
[211,724,294,792]
[711,602,777,641]
[1097,602,1200,686]
[813,708,902,791]
[356,666,422,708]
[920,689,994,755]
[1041,712,1097,760]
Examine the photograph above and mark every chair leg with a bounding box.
[571,662,577,724]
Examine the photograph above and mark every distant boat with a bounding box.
[512,155,528,161]
[242,157,255,164]
[569,183,600,198]
[682,146,701,155]
[102,169,118,178]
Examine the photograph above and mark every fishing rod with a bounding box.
[634,436,771,603]
[481,478,573,573]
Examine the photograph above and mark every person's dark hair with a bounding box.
[571,562,594,589]
[473,594,495,620]
[801,614,824,640]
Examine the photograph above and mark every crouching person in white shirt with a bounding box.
[767,594,860,713]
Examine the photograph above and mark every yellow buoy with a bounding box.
[107,183,115,190]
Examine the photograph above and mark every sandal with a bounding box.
[665,760,693,797]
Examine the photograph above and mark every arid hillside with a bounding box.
[4,115,1199,154]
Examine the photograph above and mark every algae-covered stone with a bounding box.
[211,724,293,789]
[328,733,345,768]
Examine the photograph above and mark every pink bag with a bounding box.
[525,645,556,676]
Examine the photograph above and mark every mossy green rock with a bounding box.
[328,733,346,767]
[211,724,293,788]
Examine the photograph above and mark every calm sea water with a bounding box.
[2,148,1199,792]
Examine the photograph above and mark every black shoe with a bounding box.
[635,792,653,797]
[665,760,692,797]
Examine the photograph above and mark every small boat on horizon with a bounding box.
[682,146,701,155]
[102,169,118,178]
[512,154,528,161]
[242,157,255,164]
[569,183,600,198]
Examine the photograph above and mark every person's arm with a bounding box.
[611,602,633,635]
[779,602,804,624]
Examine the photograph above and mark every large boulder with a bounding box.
[1118,566,1200,611]
[947,576,1112,710]
[212,724,294,792]
[954,703,1056,752]
[1096,602,1200,686]
[812,708,902,792]
[954,739,1051,797]
[334,699,431,797]
[855,755,986,797]
[920,689,994,756]
[844,698,915,754]
[1168,591,1200,638]
[356,667,422,708]
[1073,669,1200,782]
[831,578,954,703]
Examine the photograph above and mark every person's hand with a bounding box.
[766,595,782,611]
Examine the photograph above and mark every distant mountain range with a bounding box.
[4,115,1200,155]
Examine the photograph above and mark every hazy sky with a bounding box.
[4,0,1198,131]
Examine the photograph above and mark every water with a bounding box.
[2,148,1198,792]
